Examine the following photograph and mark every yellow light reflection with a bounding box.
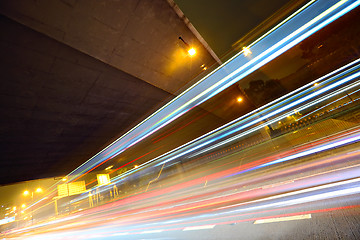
[200,64,207,71]
[105,165,113,171]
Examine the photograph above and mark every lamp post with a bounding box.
[23,188,42,224]
[236,86,276,139]
[179,36,196,56]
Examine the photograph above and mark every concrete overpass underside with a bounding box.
[0,0,217,185]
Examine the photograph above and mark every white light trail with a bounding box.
[217,177,360,212]
[62,0,360,182]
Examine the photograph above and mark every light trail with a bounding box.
[297,88,360,121]
[58,0,359,184]
[153,67,360,167]
[63,129,360,224]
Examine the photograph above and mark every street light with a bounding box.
[187,47,196,56]
[179,36,196,57]
[242,46,252,56]
[23,188,42,197]
[22,188,43,224]
[237,85,275,133]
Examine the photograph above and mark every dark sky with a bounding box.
[174,0,293,57]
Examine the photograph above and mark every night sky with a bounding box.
[174,0,293,57]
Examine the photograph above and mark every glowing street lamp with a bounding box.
[187,47,196,56]
[237,97,243,103]
[242,46,252,56]
[23,188,42,197]
[179,36,196,57]
[22,188,43,224]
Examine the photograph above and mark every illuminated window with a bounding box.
[97,174,111,185]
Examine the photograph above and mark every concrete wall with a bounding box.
[0,0,217,94]
[0,15,172,184]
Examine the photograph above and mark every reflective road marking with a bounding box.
[183,225,216,231]
[254,214,311,224]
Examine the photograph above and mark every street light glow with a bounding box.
[200,64,207,71]
[237,97,243,102]
[188,48,196,56]
[24,188,42,197]
[242,46,252,56]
